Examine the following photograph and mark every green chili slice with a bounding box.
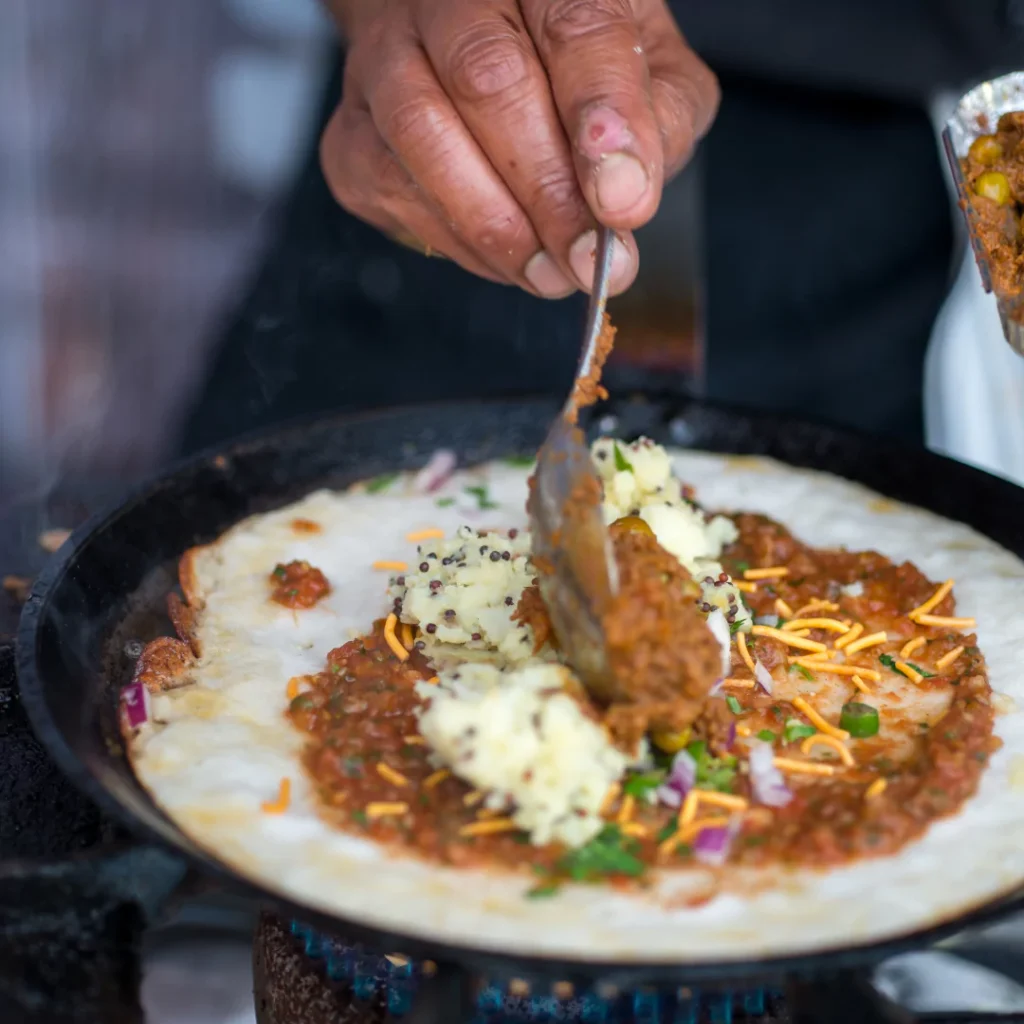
[839,701,880,738]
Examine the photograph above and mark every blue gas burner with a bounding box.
[288,919,785,1023]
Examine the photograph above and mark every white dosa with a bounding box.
[127,452,1024,963]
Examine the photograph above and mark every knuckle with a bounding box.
[443,24,532,102]
[528,163,588,223]
[541,0,633,46]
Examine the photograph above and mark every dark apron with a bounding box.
[179,54,953,455]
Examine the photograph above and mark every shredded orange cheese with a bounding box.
[678,791,699,827]
[834,623,864,649]
[423,769,450,790]
[723,677,756,688]
[792,695,849,741]
[782,618,851,633]
[793,599,840,617]
[913,613,976,629]
[865,778,888,800]
[751,625,827,653]
[463,790,485,807]
[617,794,636,825]
[373,560,409,572]
[406,528,445,542]
[425,676,440,685]
[261,778,291,814]
[383,613,410,661]
[773,757,835,777]
[775,598,795,619]
[800,734,855,766]
[476,807,505,820]
[788,651,829,664]
[658,815,732,858]
[907,579,954,621]
[793,659,882,681]
[678,789,746,828]
[893,660,924,685]
[402,735,427,745]
[936,645,965,671]
[736,725,752,737]
[286,676,304,700]
[733,581,758,593]
[843,631,888,656]
[366,801,409,820]
[376,763,410,787]
[458,818,518,838]
[400,622,415,650]
[621,822,649,840]
[694,791,748,812]
[899,636,927,659]
[744,566,789,580]
[736,631,757,673]
[851,673,873,695]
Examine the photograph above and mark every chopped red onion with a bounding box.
[709,678,724,697]
[748,739,792,807]
[753,659,774,696]
[753,614,776,626]
[705,609,731,678]
[413,450,457,494]
[693,818,739,866]
[726,721,737,750]
[121,682,150,729]
[657,749,697,808]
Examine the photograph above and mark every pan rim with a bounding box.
[17,394,1024,979]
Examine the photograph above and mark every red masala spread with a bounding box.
[269,560,331,609]
[287,510,997,888]
[960,112,1024,311]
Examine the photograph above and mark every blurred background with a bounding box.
[1,0,1023,501]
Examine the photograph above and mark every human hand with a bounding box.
[320,0,718,298]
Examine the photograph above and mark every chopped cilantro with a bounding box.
[557,825,645,882]
[622,771,666,800]
[464,485,498,510]
[685,740,738,793]
[351,810,368,826]
[735,561,750,573]
[783,719,816,743]
[743,834,767,848]
[879,653,934,677]
[435,496,456,507]
[613,443,634,473]
[366,473,398,494]
[776,616,786,628]
[343,756,364,778]
[729,619,745,635]
[657,822,678,843]
[504,455,535,467]
[757,729,777,743]
[791,664,815,682]
[726,696,743,714]
[526,882,560,899]
[272,564,287,579]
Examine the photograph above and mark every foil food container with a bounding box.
[942,70,1024,356]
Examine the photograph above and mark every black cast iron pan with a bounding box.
[17,395,1024,1024]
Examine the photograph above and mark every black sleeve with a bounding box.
[674,0,1022,102]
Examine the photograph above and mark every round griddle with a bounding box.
[17,395,1024,1023]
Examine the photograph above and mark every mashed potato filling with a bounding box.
[416,663,629,847]
[391,438,747,846]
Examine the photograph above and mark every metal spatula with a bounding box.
[527,228,621,702]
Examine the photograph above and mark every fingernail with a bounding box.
[569,230,636,293]
[524,251,577,299]
[594,152,649,214]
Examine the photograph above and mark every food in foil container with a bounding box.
[943,71,1024,353]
